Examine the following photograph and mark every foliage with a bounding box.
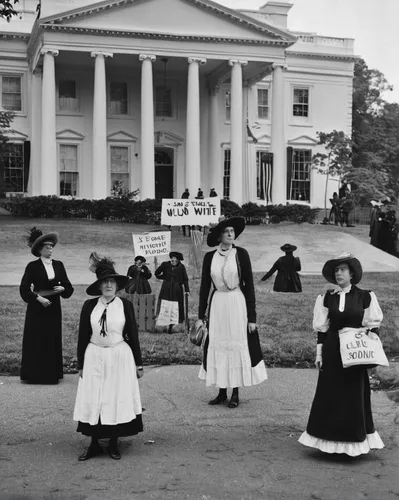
[0,0,18,21]
[311,130,353,217]
[2,196,319,225]
[351,58,399,203]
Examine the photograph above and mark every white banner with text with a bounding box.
[161,197,221,226]
[132,231,171,258]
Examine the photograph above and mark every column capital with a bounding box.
[40,49,59,57]
[272,62,287,71]
[90,51,113,59]
[188,57,207,65]
[228,59,248,67]
[139,54,156,62]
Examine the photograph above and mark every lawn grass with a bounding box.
[1,272,398,378]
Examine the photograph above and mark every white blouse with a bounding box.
[313,289,383,332]
[90,296,126,347]
[40,257,55,280]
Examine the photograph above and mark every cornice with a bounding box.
[41,24,293,46]
[39,0,296,44]
[0,33,29,41]
[288,51,359,62]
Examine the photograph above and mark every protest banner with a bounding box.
[161,197,220,226]
[132,231,171,258]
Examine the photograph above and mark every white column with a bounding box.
[185,57,206,196]
[229,59,247,205]
[29,68,42,196]
[271,64,286,204]
[91,51,113,199]
[208,86,222,196]
[40,49,58,195]
[139,54,156,200]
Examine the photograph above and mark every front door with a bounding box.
[155,147,174,199]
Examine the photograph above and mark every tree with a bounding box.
[0,0,19,21]
[311,130,353,218]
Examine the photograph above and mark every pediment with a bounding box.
[56,129,85,140]
[107,131,138,142]
[288,135,318,146]
[4,129,28,141]
[41,0,296,45]
[155,130,184,145]
[254,133,271,144]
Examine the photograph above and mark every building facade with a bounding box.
[0,0,356,206]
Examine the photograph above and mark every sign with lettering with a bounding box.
[338,327,389,368]
[132,231,171,258]
[161,197,221,226]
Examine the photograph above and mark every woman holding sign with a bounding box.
[299,253,384,456]
[197,217,267,408]
[155,252,190,334]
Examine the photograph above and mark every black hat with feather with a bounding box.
[26,227,59,257]
[86,252,131,296]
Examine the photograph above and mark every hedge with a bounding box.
[1,195,319,225]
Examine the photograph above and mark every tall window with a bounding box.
[155,87,172,117]
[257,88,269,119]
[293,88,309,117]
[290,149,311,202]
[110,146,129,195]
[110,82,128,115]
[225,91,231,121]
[223,149,231,199]
[2,76,22,111]
[2,143,23,192]
[58,80,78,111]
[59,144,78,196]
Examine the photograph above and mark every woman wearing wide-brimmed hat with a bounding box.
[19,228,74,384]
[260,243,302,293]
[197,217,267,408]
[125,256,152,295]
[73,255,143,461]
[155,251,190,334]
[299,253,385,456]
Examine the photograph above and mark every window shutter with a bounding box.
[23,141,31,192]
[286,146,293,200]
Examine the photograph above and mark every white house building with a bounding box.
[0,0,356,206]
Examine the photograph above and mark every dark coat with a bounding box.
[155,261,189,323]
[198,246,263,370]
[125,264,152,294]
[19,259,74,383]
[77,297,142,370]
[261,255,302,293]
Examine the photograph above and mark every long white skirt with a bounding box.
[198,288,267,388]
[73,341,142,426]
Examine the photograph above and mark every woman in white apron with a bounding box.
[197,217,267,408]
[73,256,143,461]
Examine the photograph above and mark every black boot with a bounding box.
[78,437,103,461]
[228,388,239,408]
[109,437,121,460]
[208,388,227,405]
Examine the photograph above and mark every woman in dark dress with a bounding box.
[125,256,152,294]
[73,256,143,461]
[20,228,74,384]
[197,217,267,408]
[299,253,384,456]
[155,252,189,334]
[261,243,302,293]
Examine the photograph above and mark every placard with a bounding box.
[161,197,220,226]
[132,231,171,258]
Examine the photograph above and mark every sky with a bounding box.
[215,0,399,103]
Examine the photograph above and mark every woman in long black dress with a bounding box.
[299,253,384,456]
[155,252,189,334]
[261,243,302,293]
[20,228,74,384]
[125,256,152,294]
